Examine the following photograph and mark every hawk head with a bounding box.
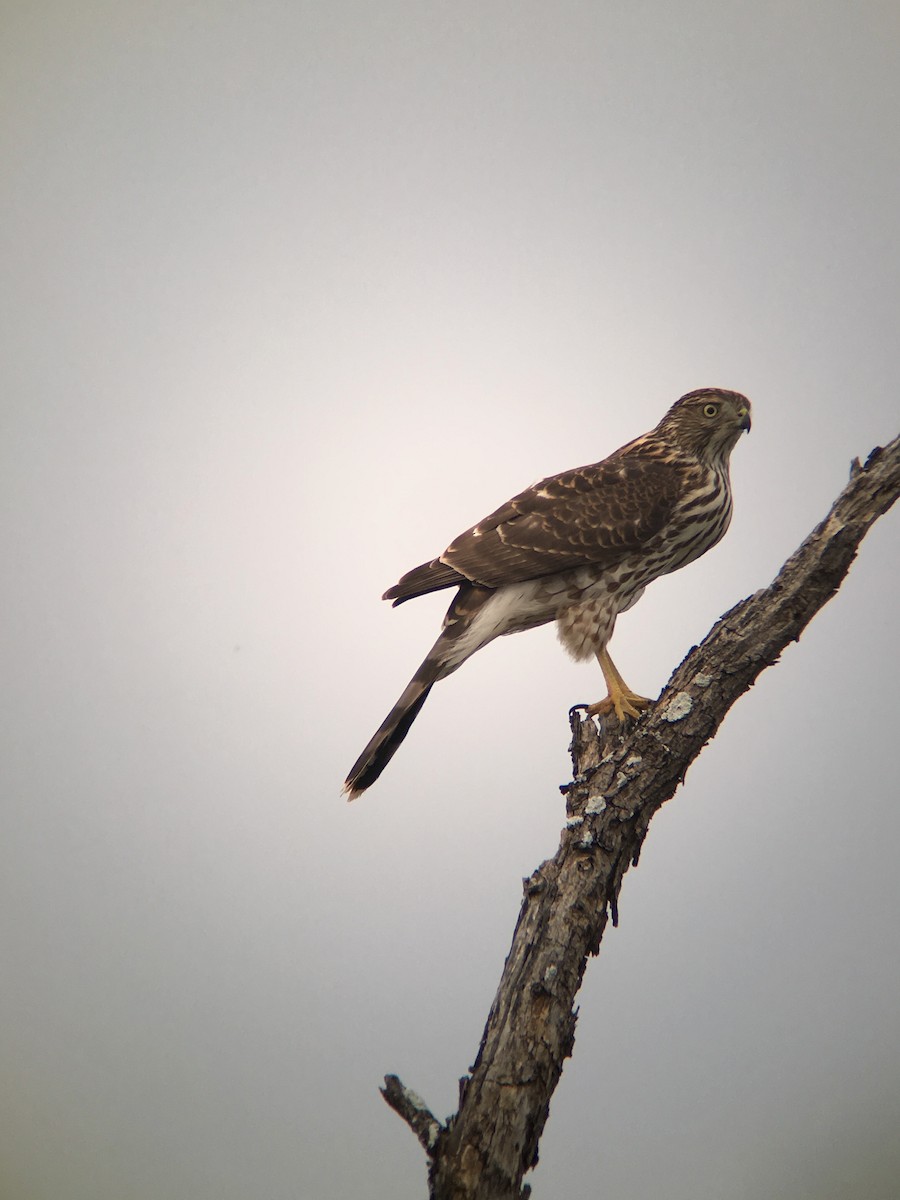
[658,388,752,463]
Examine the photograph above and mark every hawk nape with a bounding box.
[344,388,751,800]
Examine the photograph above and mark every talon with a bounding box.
[589,646,652,722]
[587,692,651,722]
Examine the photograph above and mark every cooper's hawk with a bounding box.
[344,388,751,799]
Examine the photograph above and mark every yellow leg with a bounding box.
[587,646,652,722]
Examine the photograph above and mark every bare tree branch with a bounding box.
[382,435,900,1200]
[381,1075,444,1154]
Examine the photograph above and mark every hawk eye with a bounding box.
[703,403,718,418]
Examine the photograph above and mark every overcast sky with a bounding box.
[2,3,899,1198]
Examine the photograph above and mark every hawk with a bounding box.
[344,388,751,799]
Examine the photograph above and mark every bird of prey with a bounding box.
[344,388,751,800]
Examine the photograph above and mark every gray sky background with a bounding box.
[2,3,899,1198]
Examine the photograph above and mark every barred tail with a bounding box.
[343,660,440,800]
[344,583,495,799]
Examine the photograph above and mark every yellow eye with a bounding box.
[703,403,718,418]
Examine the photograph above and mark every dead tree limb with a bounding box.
[381,434,900,1200]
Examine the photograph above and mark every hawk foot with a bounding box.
[587,691,652,723]
[592,646,651,723]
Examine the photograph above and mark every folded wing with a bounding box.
[386,454,682,605]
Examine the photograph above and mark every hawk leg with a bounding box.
[587,646,651,722]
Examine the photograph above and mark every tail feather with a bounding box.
[344,583,496,799]
[343,662,439,800]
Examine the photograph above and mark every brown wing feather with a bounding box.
[383,448,684,604]
[384,559,468,605]
[441,454,683,587]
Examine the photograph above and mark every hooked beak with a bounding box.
[738,407,751,433]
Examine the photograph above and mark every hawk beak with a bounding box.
[738,408,751,433]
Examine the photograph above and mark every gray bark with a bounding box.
[380,435,900,1200]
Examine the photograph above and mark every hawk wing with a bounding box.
[386,453,684,604]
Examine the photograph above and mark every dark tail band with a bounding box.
[342,664,438,800]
